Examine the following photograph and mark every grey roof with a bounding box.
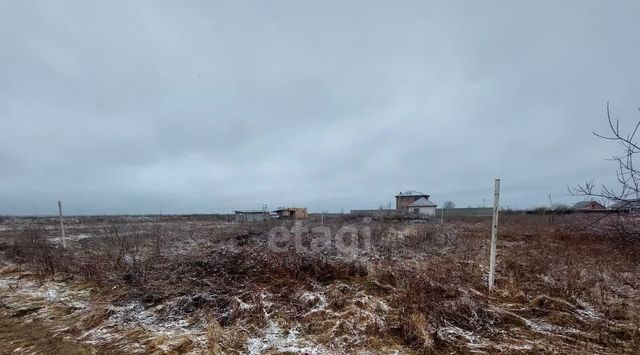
[571,200,604,209]
[234,210,267,214]
[409,197,437,207]
[610,199,640,209]
[396,190,428,197]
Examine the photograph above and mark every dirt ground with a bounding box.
[0,214,639,354]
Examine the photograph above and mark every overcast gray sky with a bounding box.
[2,1,640,215]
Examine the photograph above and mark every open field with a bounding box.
[0,214,639,354]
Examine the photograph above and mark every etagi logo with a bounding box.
[266,219,374,258]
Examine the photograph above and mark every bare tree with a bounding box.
[570,103,640,237]
[572,103,640,201]
[443,201,456,209]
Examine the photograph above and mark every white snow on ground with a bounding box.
[438,323,486,347]
[300,290,327,314]
[81,300,208,352]
[246,320,328,355]
[243,290,331,354]
[170,236,203,255]
[49,233,95,244]
[575,299,601,320]
[1,267,208,354]
[0,272,90,310]
[506,343,535,351]
[234,296,255,310]
[80,327,127,347]
[109,301,194,332]
[0,277,13,288]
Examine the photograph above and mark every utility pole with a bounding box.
[488,179,500,290]
[58,200,66,248]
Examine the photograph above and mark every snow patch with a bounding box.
[438,323,485,346]
[246,320,327,355]
[49,233,95,244]
[234,296,254,310]
[300,291,327,314]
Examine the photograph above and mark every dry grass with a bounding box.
[0,214,639,353]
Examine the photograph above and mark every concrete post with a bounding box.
[58,200,66,248]
[488,179,500,290]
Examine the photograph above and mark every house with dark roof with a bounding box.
[395,190,437,216]
[571,200,606,211]
[610,199,640,213]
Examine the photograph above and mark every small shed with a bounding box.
[273,207,308,220]
[234,210,268,222]
[408,197,437,216]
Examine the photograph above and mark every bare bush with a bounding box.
[7,228,66,278]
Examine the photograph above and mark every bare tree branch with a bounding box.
[571,103,640,238]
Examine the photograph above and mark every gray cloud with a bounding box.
[1,0,640,215]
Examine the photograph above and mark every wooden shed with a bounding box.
[234,210,268,222]
[273,207,308,220]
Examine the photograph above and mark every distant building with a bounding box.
[571,200,606,211]
[273,207,308,220]
[234,210,268,222]
[395,190,437,216]
[610,199,640,214]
